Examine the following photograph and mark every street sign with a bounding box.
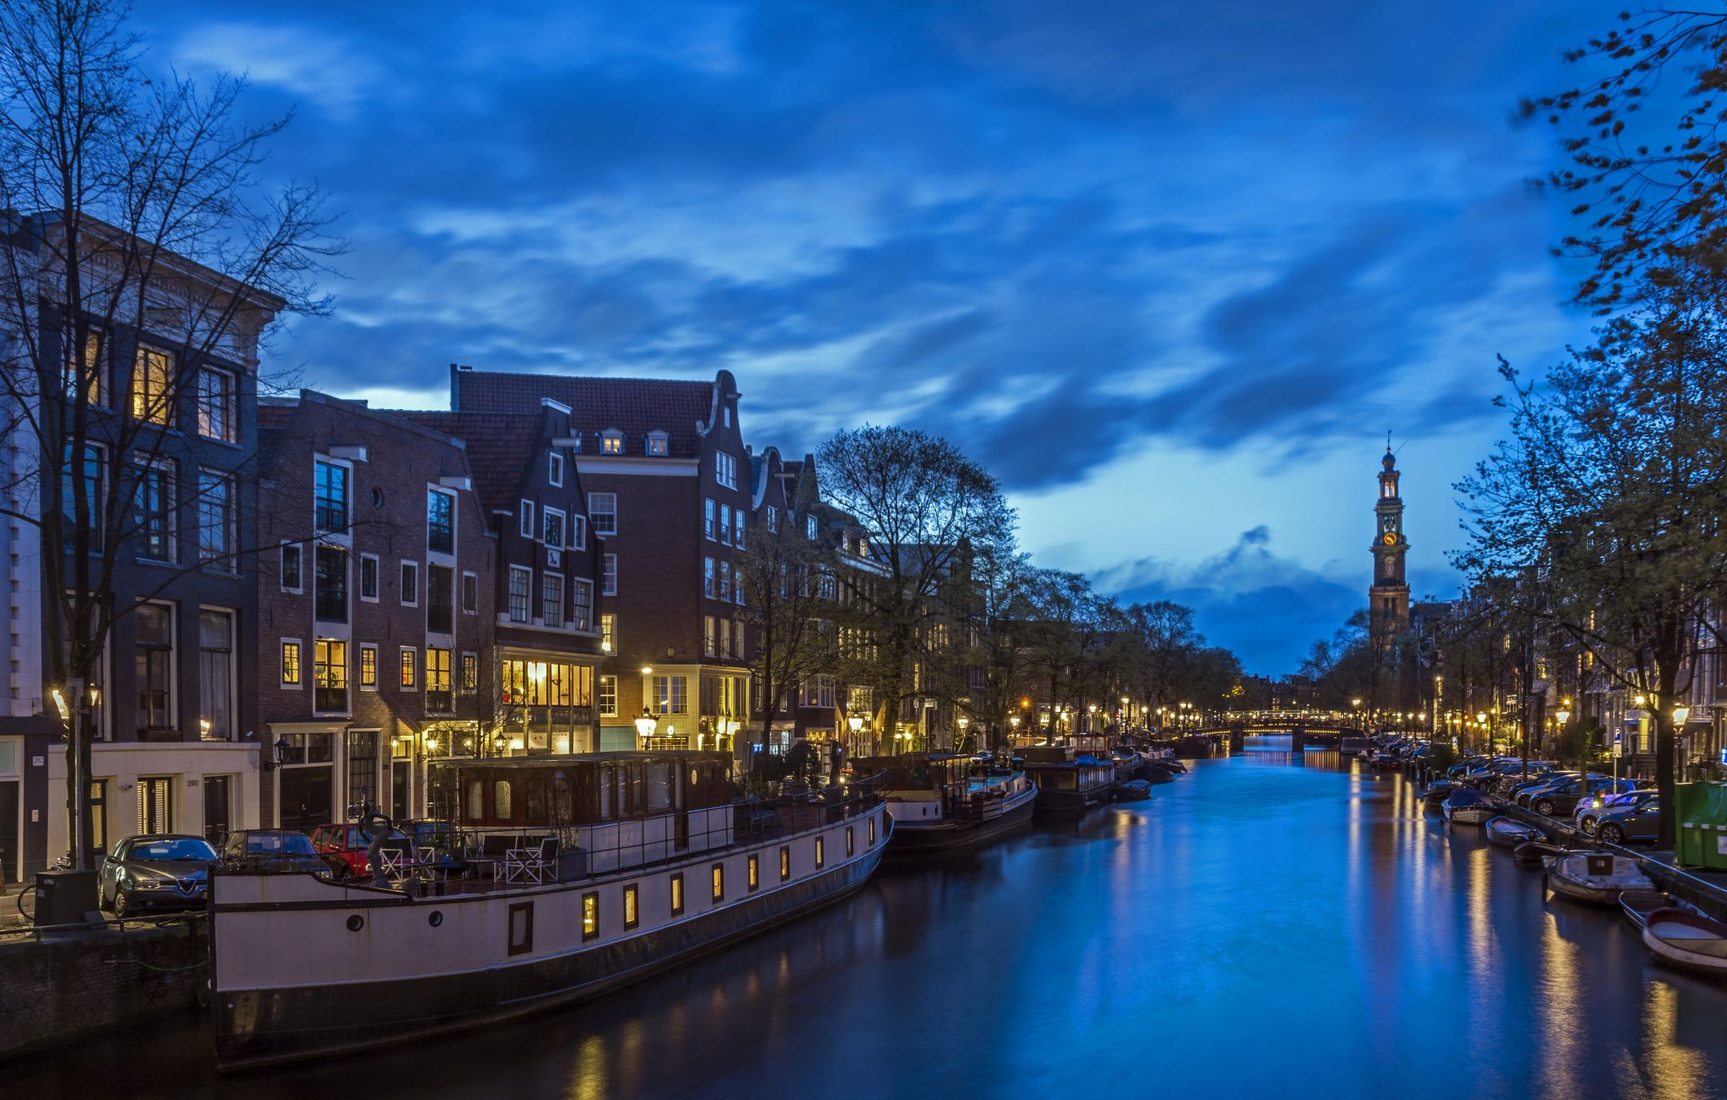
[1613,732,1624,758]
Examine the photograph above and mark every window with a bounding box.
[427,564,454,634]
[399,647,417,689]
[196,470,234,568]
[600,613,615,653]
[519,500,535,539]
[569,514,586,551]
[314,460,348,532]
[718,618,730,659]
[670,872,685,916]
[549,452,565,487]
[198,610,233,740]
[846,826,854,857]
[599,675,618,717]
[703,558,715,599]
[652,675,687,715]
[61,442,106,545]
[719,504,732,547]
[715,452,737,489]
[507,566,532,622]
[601,429,623,454]
[360,644,378,689]
[360,554,379,601]
[542,574,564,628]
[624,884,639,929]
[427,648,452,713]
[711,863,725,901]
[427,489,455,555]
[280,543,303,592]
[196,368,235,443]
[602,554,617,596]
[718,561,731,603]
[779,846,790,881]
[646,431,668,456]
[582,891,600,941]
[766,505,778,533]
[461,651,478,692]
[314,639,348,712]
[703,616,716,658]
[704,498,716,541]
[869,816,876,846]
[135,603,173,731]
[314,545,348,623]
[281,640,302,687]
[543,507,565,551]
[815,836,825,869]
[570,578,594,631]
[131,346,173,425]
[461,571,478,613]
[137,777,173,835]
[134,459,176,562]
[734,509,745,549]
[589,493,617,536]
[508,902,533,957]
[748,854,760,892]
[67,328,103,406]
[400,561,419,607]
[807,514,818,540]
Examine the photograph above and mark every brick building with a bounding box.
[450,366,753,753]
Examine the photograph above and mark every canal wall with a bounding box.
[0,921,206,1063]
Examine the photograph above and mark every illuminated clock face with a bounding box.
[1382,531,1397,546]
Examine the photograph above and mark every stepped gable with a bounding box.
[396,410,534,515]
[451,368,714,458]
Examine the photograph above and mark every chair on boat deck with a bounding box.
[373,842,413,883]
[503,837,559,885]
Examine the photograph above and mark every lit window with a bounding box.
[600,613,615,653]
[711,863,724,901]
[426,648,453,713]
[281,640,302,687]
[359,644,377,689]
[779,846,790,882]
[399,647,417,690]
[461,652,478,693]
[815,837,825,869]
[314,639,348,712]
[624,884,639,929]
[748,854,759,892]
[601,430,623,454]
[582,891,599,941]
[599,675,618,717]
[130,346,173,425]
[670,872,684,915]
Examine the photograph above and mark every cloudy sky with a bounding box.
[135,0,1616,674]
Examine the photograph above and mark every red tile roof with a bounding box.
[451,366,718,458]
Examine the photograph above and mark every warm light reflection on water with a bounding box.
[13,743,1727,1100]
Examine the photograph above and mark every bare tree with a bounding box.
[738,480,839,752]
[0,0,337,867]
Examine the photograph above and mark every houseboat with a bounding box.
[1019,746,1117,815]
[209,751,890,1070]
[858,753,1037,858]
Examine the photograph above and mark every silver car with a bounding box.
[99,833,218,917]
[1594,799,1661,845]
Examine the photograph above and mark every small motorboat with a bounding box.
[1484,816,1544,848]
[1513,840,1567,867]
[1443,788,1495,826]
[1114,779,1154,802]
[1619,889,1692,930]
[1643,908,1727,978]
[1546,851,1654,905]
[1422,781,1459,812]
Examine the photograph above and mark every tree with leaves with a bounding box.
[817,425,1013,749]
[0,0,335,867]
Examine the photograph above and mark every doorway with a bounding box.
[204,775,232,843]
[0,781,17,882]
[278,766,332,830]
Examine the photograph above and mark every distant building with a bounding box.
[1369,446,1411,651]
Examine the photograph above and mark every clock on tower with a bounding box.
[1369,445,1410,651]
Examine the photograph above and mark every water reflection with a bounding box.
[10,751,1727,1099]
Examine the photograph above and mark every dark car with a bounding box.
[310,822,416,880]
[1595,798,1661,845]
[218,829,336,874]
[100,834,219,917]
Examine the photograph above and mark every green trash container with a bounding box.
[1674,782,1727,870]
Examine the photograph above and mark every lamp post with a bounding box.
[634,709,657,749]
[1009,713,1021,747]
[1476,711,1489,757]
[956,713,970,752]
[492,731,508,757]
[1674,704,1692,783]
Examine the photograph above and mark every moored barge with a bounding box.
[210,751,890,1070]
[860,753,1037,858]
[1019,746,1116,815]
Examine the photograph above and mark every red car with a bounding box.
[309,822,414,880]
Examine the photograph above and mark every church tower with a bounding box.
[1369,446,1410,650]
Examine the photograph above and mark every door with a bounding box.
[278,766,333,831]
[203,775,232,844]
[0,781,17,882]
[391,760,410,822]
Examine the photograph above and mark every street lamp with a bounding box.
[634,709,657,749]
[492,731,508,756]
[956,713,970,750]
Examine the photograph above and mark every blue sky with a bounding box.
[134,0,1616,674]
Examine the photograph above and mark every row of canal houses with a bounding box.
[0,215,900,882]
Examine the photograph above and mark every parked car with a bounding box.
[218,829,338,874]
[99,834,218,917]
[1595,798,1662,845]
[1576,788,1655,834]
[310,822,416,880]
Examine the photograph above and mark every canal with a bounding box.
[14,745,1727,1099]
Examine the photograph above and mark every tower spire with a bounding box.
[1369,445,1410,650]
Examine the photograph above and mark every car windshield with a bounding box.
[132,838,216,862]
[244,833,317,855]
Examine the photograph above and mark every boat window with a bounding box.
[581,892,599,941]
[598,766,614,820]
[507,902,533,957]
[670,872,685,916]
[629,765,646,816]
[553,772,573,823]
[494,780,513,821]
[846,827,855,857]
[815,837,825,869]
[711,863,724,901]
[647,764,672,813]
[623,884,639,929]
[525,776,546,824]
[868,817,876,846]
[747,854,759,892]
[779,846,790,881]
[466,779,484,823]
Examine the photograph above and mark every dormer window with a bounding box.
[646,431,669,457]
[601,429,623,455]
[549,452,565,487]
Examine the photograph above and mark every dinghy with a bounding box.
[1642,907,1727,978]
[1546,851,1653,905]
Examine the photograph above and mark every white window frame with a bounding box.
[280,638,303,689]
[507,565,533,623]
[589,492,617,536]
[400,560,419,607]
[601,429,623,454]
[549,452,565,487]
[519,499,535,539]
[359,643,378,690]
[542,572,565,629]
[602,553,617,597]
[598,674,619,718]
[715,451,737,488]
[570,578,594,632]
[569,514,587,551]
[719,503,732,547]
[646,431,668,456]
[704,498,716,541]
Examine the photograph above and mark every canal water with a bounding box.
[14,745,1727,1099]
